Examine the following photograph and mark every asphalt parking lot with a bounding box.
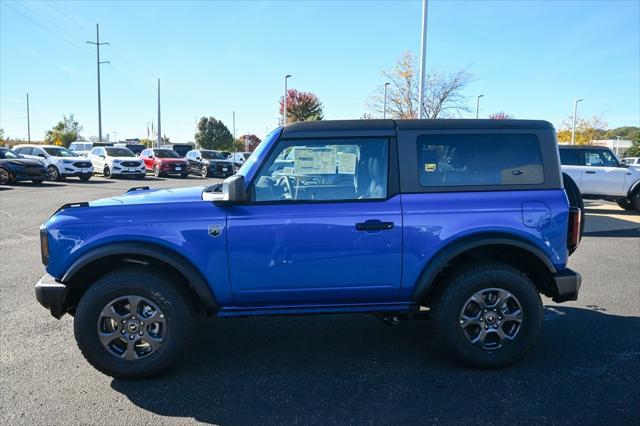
[1,176,639,425]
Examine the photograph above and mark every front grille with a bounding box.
[212,162,232,172]
[73,161,92,168]
[121,161,141,167]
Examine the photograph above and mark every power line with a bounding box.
[2,2,92,56]
[18,1,91,48]
[43,0,93,33]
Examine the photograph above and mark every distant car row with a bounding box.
[0,144,248,185]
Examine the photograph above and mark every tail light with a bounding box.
[567,207,581,252]
[40,227,49,266]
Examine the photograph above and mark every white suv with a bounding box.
[559,145,640,211]
[622,157,640,169]
[87,146,146,179]
[13,144,93,181]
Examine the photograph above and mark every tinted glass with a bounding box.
[0,149,19,159]
[417,134,544,187]
[154,149,179,158]
[201,150,226,160]
[583,150,618,167]
[106,148,134,157]
[15,147,32,155]
[253,139,388,202]
[44,147,75,157]
[559,148,580,165]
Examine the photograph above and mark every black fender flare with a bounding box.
[411,233,557,303]
[627,179,640,197]
[61,242,218,309]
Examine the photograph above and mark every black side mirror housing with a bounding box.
[221,174,246,203]
[38,154,47,158]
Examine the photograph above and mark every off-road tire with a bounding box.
[430,262,543,369]
[74,267,193,379]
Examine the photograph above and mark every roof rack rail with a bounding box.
[126,186,150,193]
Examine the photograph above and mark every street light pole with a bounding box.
[86,24,110,142]
[283,74,292,126]
[26,93,31,143]
[475,94,484,119]
[571,98,583,145]
[417,0,428,119]
[383,82,390,119]
[156,79,162,148]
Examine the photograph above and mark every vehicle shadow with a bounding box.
[583,210,639,238]
[10,181,66,188]
[110,307,640,424]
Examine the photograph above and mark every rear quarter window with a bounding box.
[559,148,580,165]
[417,134,544,187]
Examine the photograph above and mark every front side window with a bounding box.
[417,134,544,187]
[15,147,32,155]
[252,139,389,202]
[583,150,618,167]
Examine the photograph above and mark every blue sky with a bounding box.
[1,0,639,142]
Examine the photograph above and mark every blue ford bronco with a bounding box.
[36,119,582,378]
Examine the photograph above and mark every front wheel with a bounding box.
[103,166,112,178]
[153,165,163,177]
[617,189,640,212]
[200,167,208,178]
[47,165,61,181]
[0,167,12,185]
[430,262,543,369]
[74,267,193,379]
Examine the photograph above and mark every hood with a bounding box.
[52,155,86,161]
[157,158,188,164]
[206,159,233,165]
[108,157,143,162]
[0,158,45,167]
[90,186,206,207]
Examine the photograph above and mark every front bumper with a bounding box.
[551,268,581,303]
[35,274,68,319]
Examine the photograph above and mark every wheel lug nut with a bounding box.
[139,331,144,336]
[122,320,127,324]
[121,329,126,334]
[129,334,135,340]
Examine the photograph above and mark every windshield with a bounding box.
[202,151,226,160]
[154,149,179,158]
[238,128,282,180]
[106,148,134,157]
[44,147,76,157]
[0,149,19,159]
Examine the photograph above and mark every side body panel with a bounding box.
[399,190,569,299]
[44,192,234,305]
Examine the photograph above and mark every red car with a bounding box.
[140,148,190,178]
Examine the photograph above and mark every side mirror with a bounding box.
[38,153,47,158]
[221,174,246,203]
[100,155,105,159]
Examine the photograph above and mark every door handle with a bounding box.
[585,171,596,174]
[356,220,394,231]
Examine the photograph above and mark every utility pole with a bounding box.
[26,93,31,143]
[475,94,484,119]
[86,24,109,142]
[156,79,162,148]
[383,82,390,119]
[418,0,428,119]
[284,74,292,125]
[232,111,236,140]
[571,98,583,145]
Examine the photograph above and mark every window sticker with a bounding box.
[294,147,336,174]
[424,163,437,172]
[337,152,357,174]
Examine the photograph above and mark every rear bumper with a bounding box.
[35,274,68,319]
[551,268,581,303]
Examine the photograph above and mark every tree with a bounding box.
[605,126,640,142]
[625,132,640,157]
[238,134,261,151]
[0,128,4,143]
[489,111,514,120]
[366,51,474,119]
[161,135,170,144]
[557,116,608,145]
[45,114,82,147]
[139,138,153,148]
[279,89,324,123]
[195,117,233,150]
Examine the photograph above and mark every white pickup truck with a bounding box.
[559,145,640,211]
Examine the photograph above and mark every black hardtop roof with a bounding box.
[558,145,610,150]
[282,119,554,138]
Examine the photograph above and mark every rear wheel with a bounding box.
[430,262,543,369]
[74,267,193,379]
[0,167,12,185]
